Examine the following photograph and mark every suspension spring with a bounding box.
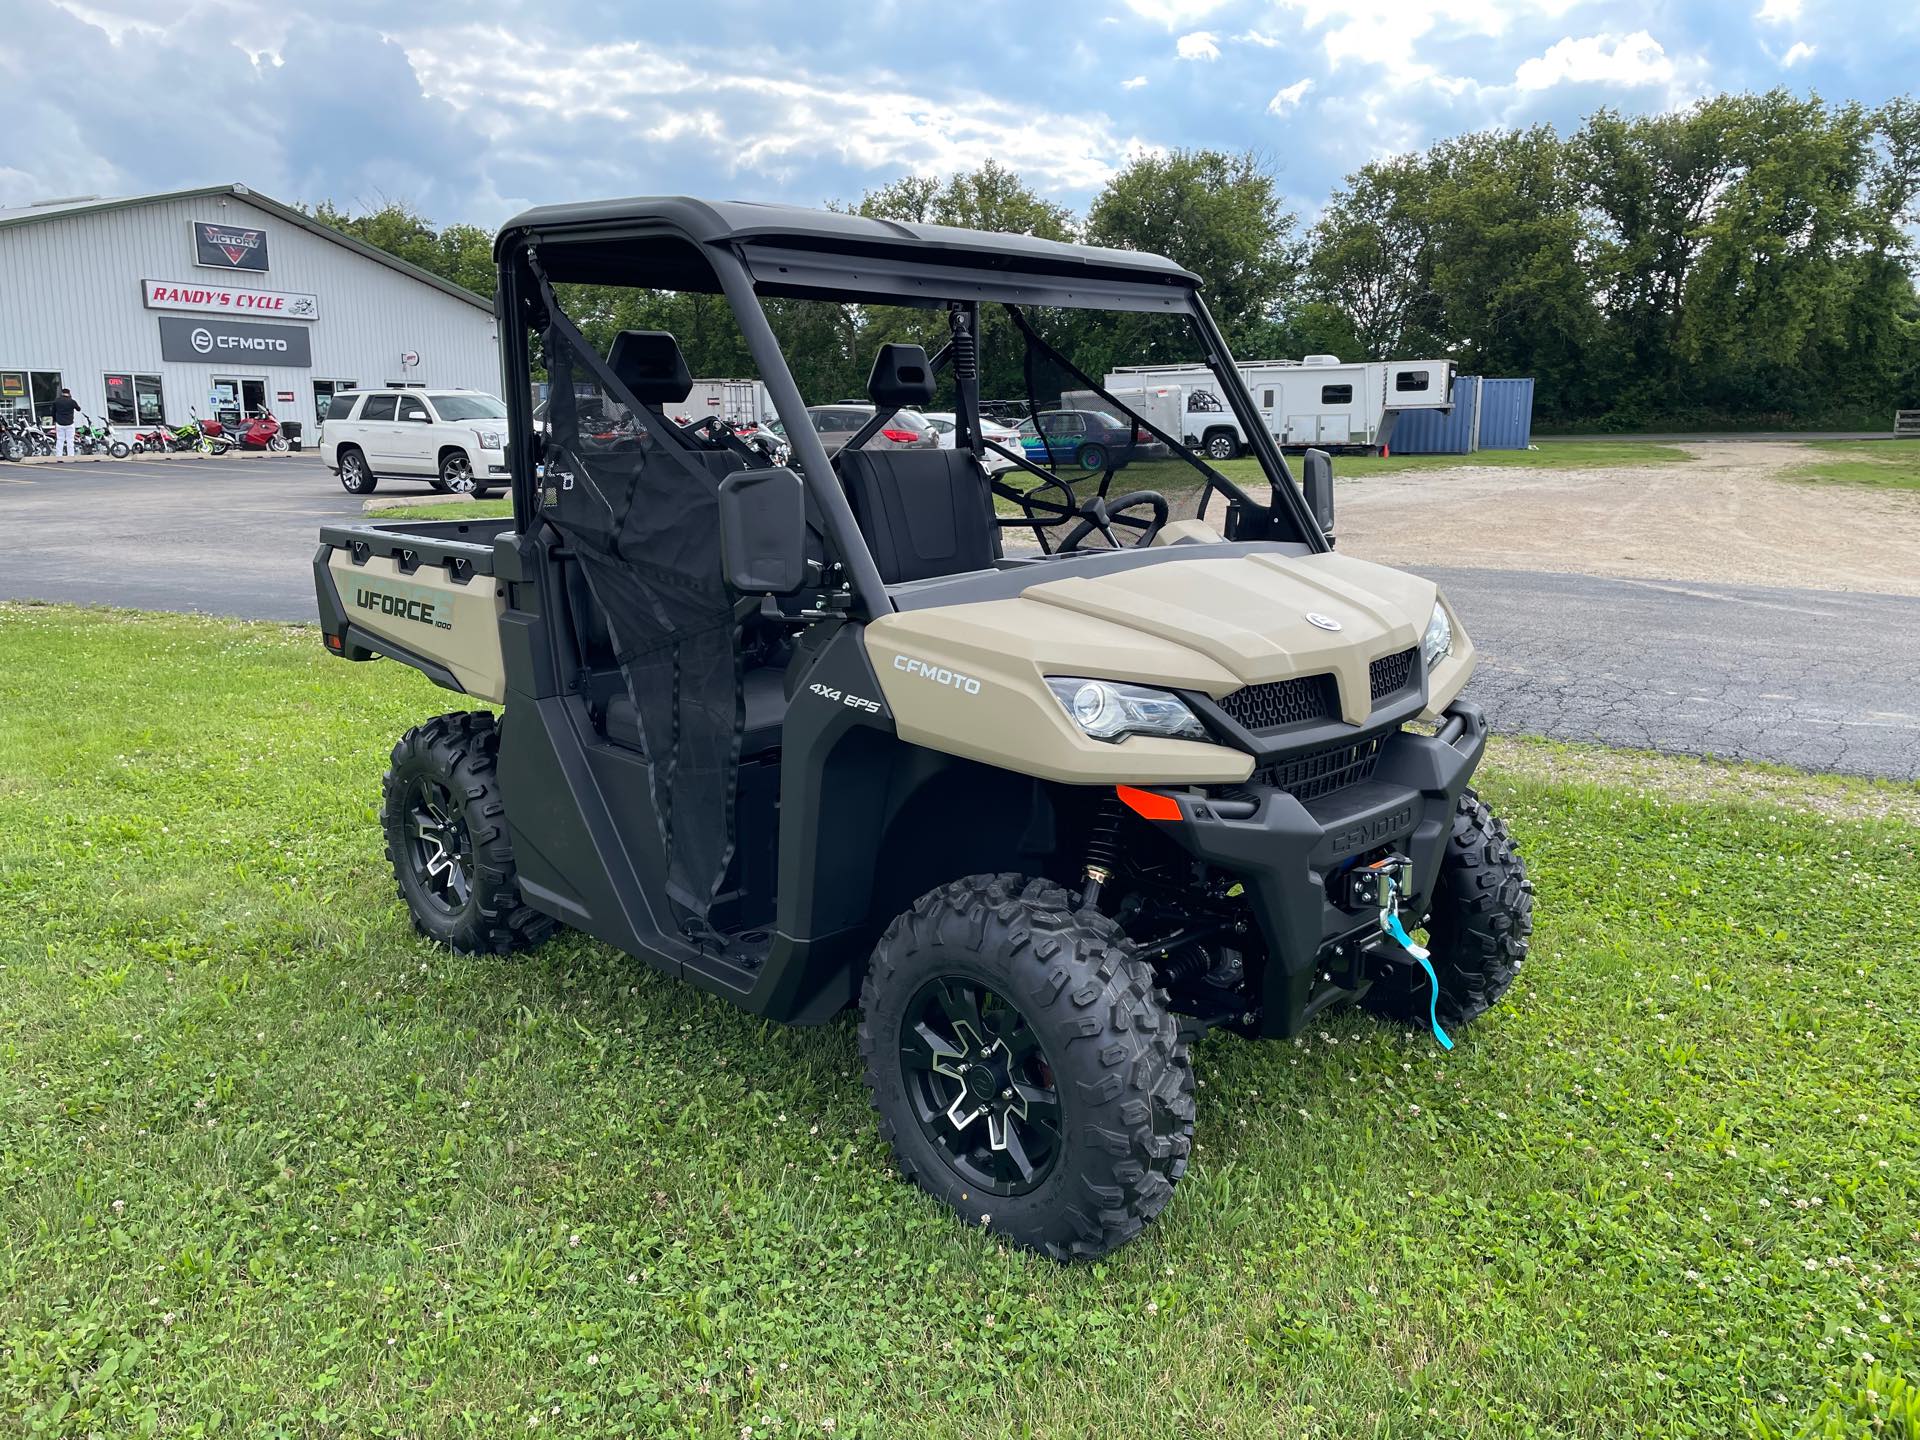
[949,304,979,380]
[1081,795,1123,909]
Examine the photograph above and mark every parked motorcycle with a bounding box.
[238,407,288,452]
[75,413,132,459]
[1,414,53,460]
[184,408,232,456]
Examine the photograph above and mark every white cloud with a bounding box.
[1755,0,1801,21]
[1514,31,1675,90]
[1175,30,1220,60]
[1780,39,1816,66]
[1121,74,1149,89]
[1268,78,1313,114]
[405,31,1158,193]
[1122,0,1229,25]
[1238,28,1283,47]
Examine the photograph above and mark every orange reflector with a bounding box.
[325,633,343,651]
[1115,785,1182,822]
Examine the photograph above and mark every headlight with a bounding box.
[1422,601,1453,670]
[475,429,506,449]
[1046,677,1207,743]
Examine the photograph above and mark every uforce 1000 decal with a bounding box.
[355,581,453,631]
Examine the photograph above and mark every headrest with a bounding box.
[607,330,692,405]
[866,343,936,409]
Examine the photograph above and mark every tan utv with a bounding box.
[315,197,1533,1260]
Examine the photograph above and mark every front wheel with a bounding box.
[439,450,478,494]
[337,447,377,495]
[381,711,556,955]
[108,440,130,459]
[859,874,1194,1261]
[1363,789,1533,1031]
[268,435,288,452]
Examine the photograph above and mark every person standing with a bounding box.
[50,388,80,461]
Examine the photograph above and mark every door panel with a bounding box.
[395,392,435,473]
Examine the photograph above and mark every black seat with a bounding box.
[603,665,787,757]
[836,448,998,584]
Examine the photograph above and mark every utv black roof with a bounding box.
[495,196,1202,300]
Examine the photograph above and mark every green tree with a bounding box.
[1084,149,1299,363]
[307,200,494,300]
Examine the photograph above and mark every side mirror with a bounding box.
[1301,448,1335,538]
[717,467,808,595]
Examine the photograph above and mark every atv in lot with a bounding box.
[315,197,1532,1259]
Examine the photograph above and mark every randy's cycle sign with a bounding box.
[157,315,313,367]
[193,220,270,272]
[143,278,318,319]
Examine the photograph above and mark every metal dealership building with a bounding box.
[0,182,498,436]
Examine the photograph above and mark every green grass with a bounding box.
[366,500,515,522]
[1791,441,1920,493]
[2,603,1916,1438]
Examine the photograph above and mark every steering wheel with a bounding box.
[1058,491,1171,552]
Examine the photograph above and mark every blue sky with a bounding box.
[5,0,1914,230]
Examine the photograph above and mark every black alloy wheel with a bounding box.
[404,775,474,916]
[901,975,1062,1196]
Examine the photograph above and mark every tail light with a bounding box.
[880,427,919,443]
[1134,426,1151,442]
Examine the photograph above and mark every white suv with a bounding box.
[322,388,511,497]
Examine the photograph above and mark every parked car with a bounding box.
[1018,408,1142,472]
[322,388,511,496]
[772,404,938,455]
[921,410,1024,472]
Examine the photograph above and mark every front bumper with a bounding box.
[1145,701,1488,1036]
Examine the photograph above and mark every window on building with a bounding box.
[135,375,165,425]
[30,371,63,421]
[103,373,137,425]
[1320,384,1354,405]
[360,393,398,422]
[1394,370,1430,392]
[0,370,28,420]
[314,380,358,422]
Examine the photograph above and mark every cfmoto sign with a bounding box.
[158,315,313,367]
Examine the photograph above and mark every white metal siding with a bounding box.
[0,193,499,431]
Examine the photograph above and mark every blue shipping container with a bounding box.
[1389,376,1479,454]
[1476,377,1535,450]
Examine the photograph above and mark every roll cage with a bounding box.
[492,197,1329,620]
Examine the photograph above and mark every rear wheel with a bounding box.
[381,711,556,955]
[338,447,377,495]
[1204,430,1238,461]
[1363,789,1532,1030]
[1077,443,1109,473]
[859,874,1194,1261]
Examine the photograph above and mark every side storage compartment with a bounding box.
[315,519,516,702]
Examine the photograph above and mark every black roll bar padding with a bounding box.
[708,245,894,618]
[1187,292,1328,550]
[1001,301,1265,522]
[949,302,982,457]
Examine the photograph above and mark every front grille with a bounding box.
[1369,647,1418,703]
[1256,734,1385,802]
[1219,673,1337,731]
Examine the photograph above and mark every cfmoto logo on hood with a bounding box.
[1306,612,1342,632]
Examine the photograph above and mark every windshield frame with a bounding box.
[496,219,1328,620]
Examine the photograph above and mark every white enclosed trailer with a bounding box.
[683,377,775,425]
[1103,355,1455,456]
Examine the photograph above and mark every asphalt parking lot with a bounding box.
[2,452,1916,780]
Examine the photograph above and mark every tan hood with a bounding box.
[864,551,1474,786]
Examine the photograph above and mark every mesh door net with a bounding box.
[538,304,742,928]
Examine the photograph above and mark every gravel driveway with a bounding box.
[1334,441,1920,597]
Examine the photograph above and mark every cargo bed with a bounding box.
[314,518,518,702]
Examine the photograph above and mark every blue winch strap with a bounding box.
[1379,873,1454,1051]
